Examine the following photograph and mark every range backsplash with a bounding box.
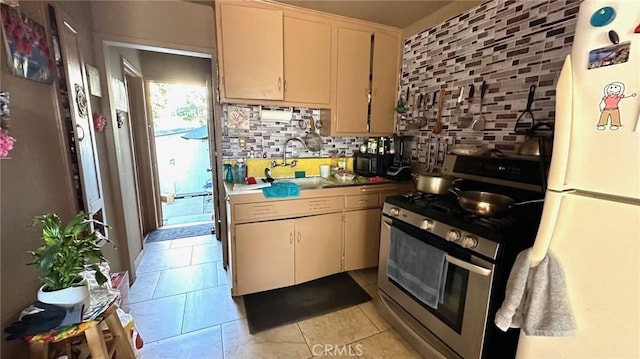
[399,0,581,169]
[221,104,365,160]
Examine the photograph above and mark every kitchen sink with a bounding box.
[277,177,334,189]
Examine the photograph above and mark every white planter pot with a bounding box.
[37,283,90,309]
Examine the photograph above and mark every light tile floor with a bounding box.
[162,195,214,226]
[130,234,422,359]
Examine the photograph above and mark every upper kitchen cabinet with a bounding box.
[334,27,372,134]
[217,3,284,101]
[321,25,401,137]
[216,1,331,106]
[369,31,400,135]
[283,16,331,104]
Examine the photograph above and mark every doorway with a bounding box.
[147,81,214,226]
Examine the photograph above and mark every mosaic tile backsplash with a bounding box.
[221,104,365,160]
[398,0,582,169]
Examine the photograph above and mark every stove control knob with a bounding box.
[420,219,434,230]
[446,230,461,242]
[460,235,479,249]
[389,208,400,217]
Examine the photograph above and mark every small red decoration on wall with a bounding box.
[93,112,107,132]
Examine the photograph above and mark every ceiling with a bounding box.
[274,0,454,29]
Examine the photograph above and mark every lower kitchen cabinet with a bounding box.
[294,212,343,283]
[234,212,343,295]
[234,219,294,295]
[344,208,382,271]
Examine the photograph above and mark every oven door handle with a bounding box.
[445,255,492,277]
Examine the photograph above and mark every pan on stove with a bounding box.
[449,188,544,216]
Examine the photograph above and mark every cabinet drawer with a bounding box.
[234,196,343,222]
[345,193,379,210]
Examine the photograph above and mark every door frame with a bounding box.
[122,58,162,235]
[93,34,228,271]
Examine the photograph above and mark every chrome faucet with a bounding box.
[271,137,304,167]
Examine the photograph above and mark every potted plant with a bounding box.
[29,212,113,307]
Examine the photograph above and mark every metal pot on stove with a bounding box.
[411,173,458,195]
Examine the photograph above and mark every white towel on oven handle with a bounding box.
[494,248,575,337]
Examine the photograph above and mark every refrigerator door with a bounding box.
[518,191,640,358]
[547,0,640,199]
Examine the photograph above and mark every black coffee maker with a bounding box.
[386,135,414,180]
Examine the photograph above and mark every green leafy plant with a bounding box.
[29,212,113,291]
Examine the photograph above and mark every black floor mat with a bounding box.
[145,223,214,242]
[243,272,372,334]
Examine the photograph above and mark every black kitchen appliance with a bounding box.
[353,152,394,177]
[377,154,545,359]
[385,135,414,180]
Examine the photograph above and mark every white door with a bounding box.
[519,190,640,358]
[548,0,640,199]
[57,12,105,214]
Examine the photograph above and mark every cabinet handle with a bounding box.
[290,232,293,245]
[358,200,367,204]
[278,77,282,91]
[297,232,301,243]
[284,79,288,92]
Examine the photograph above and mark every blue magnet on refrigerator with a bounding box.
[589,6,616,27]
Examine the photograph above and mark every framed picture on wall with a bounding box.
[0,4,54,84]
[86,64,102,97]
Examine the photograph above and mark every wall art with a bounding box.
[0,4,54,84]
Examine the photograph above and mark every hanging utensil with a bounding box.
[396,87,408,114]
[433,87,445,134]
[302,117,323,152]
[514,84,537,134]
[471,81,488,131]
[460,84,475,128]
[415,93,427,128]
[452,86,464,125]
[428,90,438,122]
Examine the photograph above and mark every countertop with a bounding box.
[224,176,411,196]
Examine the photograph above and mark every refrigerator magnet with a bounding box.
[590,6,616,27]
[587,42,630,70]
[597,82,637,131]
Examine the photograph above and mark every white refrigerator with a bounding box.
[516,0,640,357]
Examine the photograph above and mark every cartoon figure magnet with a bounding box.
[597,82,637,130]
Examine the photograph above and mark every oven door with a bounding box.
[378,216,495,359]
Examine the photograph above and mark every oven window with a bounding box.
[389,221,470,334]
[390,265,468,333]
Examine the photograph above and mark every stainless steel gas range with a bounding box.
[377,154,545,359]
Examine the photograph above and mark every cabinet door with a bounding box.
[234,220,294,294]
[294,212,343,284]
[284,16,331,104]
[344,209,382,271]
[335,27,371,134]
[219,4,284,100]
[370,31,400,135]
